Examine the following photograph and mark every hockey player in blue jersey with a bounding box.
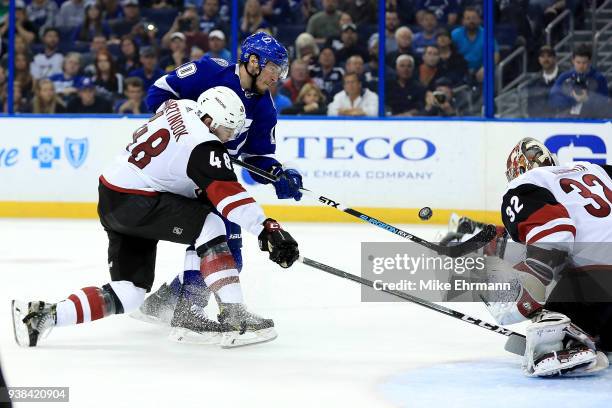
[133,33,304,337]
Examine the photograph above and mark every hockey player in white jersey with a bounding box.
[11,87,299,348]
[487,137,612,377]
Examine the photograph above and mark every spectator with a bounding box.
[307,0,342,45]
[418,45,443,88]
[81,34,109,74]
[385,26,418,69]
[280,59,314,103]
[66,77,113,113]
[200,0,224,34]
[109,0,142,38]
[295,32,319,66]
[281,83,327,115]
[416,0,459,26]
[5,81,30,112]
[549,45,609,119]
[14,52,34,98]
[114,76,146,114]
[328,72,378,116]
[420,77,457,116]
[26,0,58,34]
[93,49,124,100]
[159,32,189,72]
[73,3,111,43]
[55,0,85,31]
[102,0,123,21]
[436,28,468,86]
[270,82,292,113]
[204,30,231,61]
[49,52,87,102]
[345,54,376,92]
[191,46,206,61]
[311,46,344,102]
[117,36,140,76]
[300,0,319,24]
[385,54,425,116]
[30,27,64,80]
[162,6,207,51]
[344,0,377,25]
[260,0,293,25]
[528,0,567,39]
[1,1,36,44]
[385,10,400,52]
[451,7,499,82]
[240,0,270,40]
[388,0,417,25]
[527,45,559,117]
[128,47,165,92]
[332,23,368,66]
[412,9,437,57]
[31,78,67,114]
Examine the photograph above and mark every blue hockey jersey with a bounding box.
[147,56,279,170]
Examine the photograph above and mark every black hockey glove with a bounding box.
[258,218,299,268]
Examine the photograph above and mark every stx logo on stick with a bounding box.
[318,196,339,208]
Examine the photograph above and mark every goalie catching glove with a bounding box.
[258,218,299,268]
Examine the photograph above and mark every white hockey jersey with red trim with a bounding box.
[501,161,612,269]
[101,99,266,236]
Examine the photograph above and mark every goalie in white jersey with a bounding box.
[480,137,612,377]
[12,87,299,348]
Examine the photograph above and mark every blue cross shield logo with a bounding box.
[32,137,60,168]
[65,138,89,168]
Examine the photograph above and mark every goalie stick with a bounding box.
[299,256,527,356]
[232,158,497,258]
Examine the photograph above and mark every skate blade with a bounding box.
[531,350,598,377]
[129,308,172,327]
[220,327,278,349]
[11,300,31,347]
[561,352,609,377]
[168,327,222,345]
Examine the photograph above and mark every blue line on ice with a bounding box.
[379,358,612,408]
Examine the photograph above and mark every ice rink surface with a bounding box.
[1,219,610,408]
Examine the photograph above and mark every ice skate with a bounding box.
[12,300,57,347]
[217,303,277,348]
[130,283,178,326]
[168,295,226,345]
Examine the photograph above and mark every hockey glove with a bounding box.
[258,218,299,268]
[271,166,303,201]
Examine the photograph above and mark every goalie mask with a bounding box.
[196,86,246,141]
[505,137,558,182]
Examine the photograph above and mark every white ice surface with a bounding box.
[0,219,609,407]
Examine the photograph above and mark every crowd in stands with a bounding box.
[0,0,608,118]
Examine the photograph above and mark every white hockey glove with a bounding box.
[523,310,607,377]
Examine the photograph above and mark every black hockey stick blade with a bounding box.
[505,333,527,355]
[442,224,499,258]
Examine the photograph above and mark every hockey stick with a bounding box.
[232,158,497,258]
[299,256,527,356]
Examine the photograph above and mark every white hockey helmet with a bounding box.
[505,137,558,182]
[196,86,246,140]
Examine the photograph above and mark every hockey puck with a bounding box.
[418,207,433,221]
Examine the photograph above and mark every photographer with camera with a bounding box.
[549,44,609,119]
[419,77,457,117]
[161,5,208,51]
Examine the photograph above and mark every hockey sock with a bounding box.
[168,245,206,298]
[56,285,121,326]
[197,237,243,304]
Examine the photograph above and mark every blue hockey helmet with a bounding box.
[240,32,289,80]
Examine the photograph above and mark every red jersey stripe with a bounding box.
[527,224,576,244]
[517,204,570,242]
[208,276,240,292]
[206,181,246,206]
[221,198,257,219]
[68,294,84,324]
